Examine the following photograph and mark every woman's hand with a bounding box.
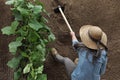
[70,31,75,37]
[70,31,77,41]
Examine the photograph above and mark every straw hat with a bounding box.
[79,25,107,50]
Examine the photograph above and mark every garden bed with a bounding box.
[0,0,120,80]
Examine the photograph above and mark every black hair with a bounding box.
[91,41,108,64]
[88,32,108,64]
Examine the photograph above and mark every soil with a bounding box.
[0,0,120,80]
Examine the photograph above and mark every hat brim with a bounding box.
[79,25,107,50]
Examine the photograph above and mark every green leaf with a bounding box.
[28,19,43,31]
[1,21,19,35]
[27,2,34,9]
[43,39,48,44]
[7,56,22,69]
[48,33,55,42]
[23,63,32,74]
[14,68,22,80]
[30,69,35,79]
[41,39,46,47]
[17,6,29,16]
[34,66,44,80]
[28,31,39,42]
[35,66,43,74]
[33,31,40,38]
[37,74,47,80]
[37,42,46,54]
[21,52,28,57]
[5,0,14,5]
[17,27,28,36]
[33,5,43,14]
[13,0,24,7]
[16,37,24,42]
[9,41,22,54]
[1,26,12,35]
[30,52,40,62]
[12,9,23,21]
[36,45,42,51]
[11,21,19,32]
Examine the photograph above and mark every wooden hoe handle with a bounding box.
[58,6,73,32]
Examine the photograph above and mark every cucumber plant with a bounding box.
[1,0,55,80]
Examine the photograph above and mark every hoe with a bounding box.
[53,0,73,32]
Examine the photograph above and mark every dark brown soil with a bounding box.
[0,0,13,80]
[0,0,120,80]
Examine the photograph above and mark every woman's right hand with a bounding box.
[70,31,78,41]
[70,31,75,37]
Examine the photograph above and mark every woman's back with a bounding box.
[71,47,107,80]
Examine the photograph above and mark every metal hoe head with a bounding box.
[54,6,65,13]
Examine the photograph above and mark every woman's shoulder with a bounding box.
[74,42,87,49]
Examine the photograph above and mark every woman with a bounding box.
[51,25,108,80]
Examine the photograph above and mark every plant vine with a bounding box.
[1,0,55,80]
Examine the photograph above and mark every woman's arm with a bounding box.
[70,32,80,50]
[70,32,78,41]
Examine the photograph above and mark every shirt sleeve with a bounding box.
[72,40,81,51]
[72,40,79,46]
[100,56,108,75]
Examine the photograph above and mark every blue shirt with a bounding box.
[71,40,108,80]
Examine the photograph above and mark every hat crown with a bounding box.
[88,26,102,41]
[79,25,107,49]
